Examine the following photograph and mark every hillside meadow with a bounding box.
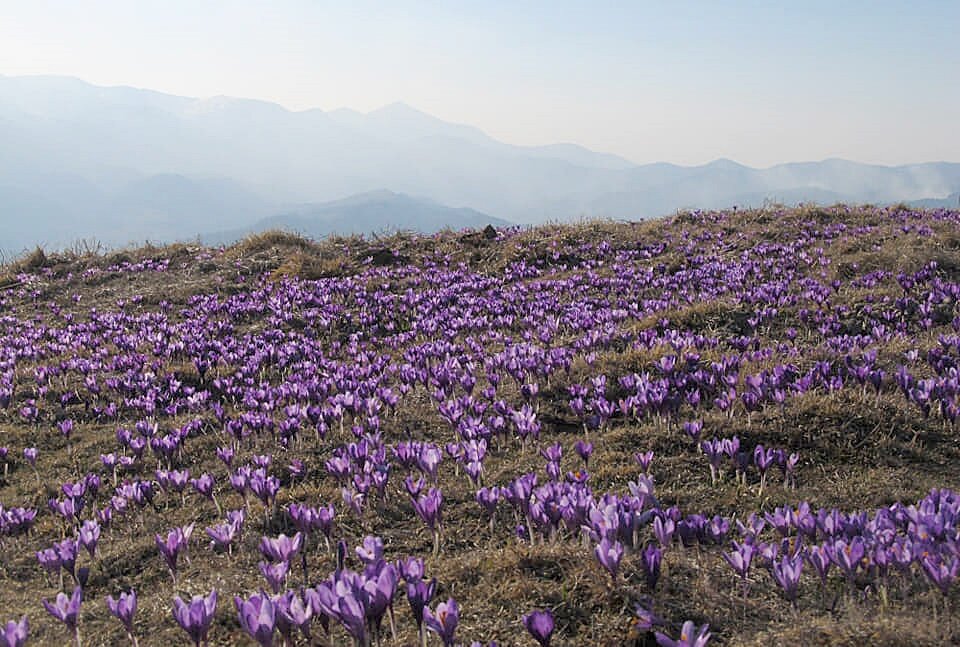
[0,204,959,645]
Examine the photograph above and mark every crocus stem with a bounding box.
[388,606,397,642]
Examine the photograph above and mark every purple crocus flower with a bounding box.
[206,522,239,554]
[573,440,593,466]
[655,620,711,647]
[413,488,444,529]
[783,452,799,488]
[653,516,675,548]
[540,442,562,464]
[342,487,365,517]
[682,420,703,443]
[804,544,833,589]
[523,609,555,647]
[172,590,217,647]
[722,541,755,580]
[1,616,28,647]
[288,459,306,480]
[216,446,234,467]
[407,577,437,628]
[190,474,219,511]
[398,557,426,583]
[259,533,303,563]
[771,555,804,605]
[105,590,138,645]
[594,537,624,581]
[58,418,75,439]
[235,592,277,647]
[423,598,460,647]
[700,439,724,484]
[362,561,399,640]
[642,544,663,590]
[630,601,663,637]
[413,488,444,555]
[476,487,500,523]
[155,527,188,583]
[830,537,865,583]
[921,553,960,595]
[634,451,654,474]
[417,445,443,482]
[54,538,79,582]
[42,586,82,646]
[405,474,425,498]
[78,520,100,560]
[275,589,313,640]
[312,574,368,644]
[36,547,61,579]
[316,504,336,540]
[356,535,385,564]
[753,445,776,494]
[259,561,290,594]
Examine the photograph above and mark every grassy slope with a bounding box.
[0,206,959,645]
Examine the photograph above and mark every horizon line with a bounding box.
[4,72,959,170]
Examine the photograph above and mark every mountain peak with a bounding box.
[705,158,747,171]
[370,101,424,116]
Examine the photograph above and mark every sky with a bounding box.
[1,0,958,167]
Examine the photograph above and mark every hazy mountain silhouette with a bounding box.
[2,74,959,255]
[907,193,960,209]
[201,190,510,245]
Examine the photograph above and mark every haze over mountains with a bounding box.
[1,74,959,256]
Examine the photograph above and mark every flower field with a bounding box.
[1,205,960,645]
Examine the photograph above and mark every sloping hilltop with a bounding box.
[1,205,960,646]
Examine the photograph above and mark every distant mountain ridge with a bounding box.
[201,190,510,245]
[1,74,958,255]
[908,193,960,209]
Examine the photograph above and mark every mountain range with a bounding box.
[1,74,959,255]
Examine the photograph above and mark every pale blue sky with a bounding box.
[1,1,958,166]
